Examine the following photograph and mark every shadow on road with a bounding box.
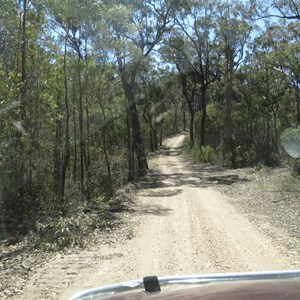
[160,145,184,157]
[139,146,251,199]
[141,189,183,198]
[130,204,173,216]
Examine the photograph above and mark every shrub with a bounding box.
[35,217,76,251]
[183,137,217,164]
[183,137,194,152]
[196,145,217,163]
[34,196,112,251]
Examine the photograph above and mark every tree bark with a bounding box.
[121,72,148,177]
[129,101,148,176]
[159,121,163,146]
[99,102,112,194]
[20,0,27,121]
[190,112,195,144]
[296,85,300,127]
[127,111,134,182]
[61,31,70,203]
[73,106,77,181]
[150,126,154,152]
[78,60,85,197]
[225,45,234,164]
[15,0,28,208]
[200,85,207,147]
[54,97,62,198]
[116,51,148,178]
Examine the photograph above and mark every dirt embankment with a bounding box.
[1,134,299,300]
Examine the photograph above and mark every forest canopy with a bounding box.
[0,0,299,239]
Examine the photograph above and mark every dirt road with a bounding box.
[14,134,294,300]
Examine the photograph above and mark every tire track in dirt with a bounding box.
[13,134,294,300]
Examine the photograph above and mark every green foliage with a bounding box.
[34,196,112,251]
[183,137,194,152]
[35,217,76,251]
[197,145,217,163]
[184,138,217,163]
[89,196,111,226]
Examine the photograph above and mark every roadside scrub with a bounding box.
[183,137,217,164]
[34,196,113,251]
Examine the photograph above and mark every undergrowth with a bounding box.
[183,138,217,164]
[34,196,113,251]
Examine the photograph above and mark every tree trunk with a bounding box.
[117,54,148,178]
[265,117,271,164]
[61,32,70,203]
[154,124,158,150]
[99,102,112,194]
[296,85,300,127]
[14,0,28,212]
[127,111,134,182]
[78,60,85,197]
[85,96,91,199]
[225,46,234,165]
[130,102,148,176]
[150,124,154,152]
[0,182,6,239]
[190,112,195,144]
[73,106,77,181]
[174,106,178,132]
[272,106,278,153]
[53,98,62,202]
[200,86,207,147]
[183,110,186,131]
[20,0,27,122]
[84,56,91,199]
[159,121,163,146]
[122,81,148,177]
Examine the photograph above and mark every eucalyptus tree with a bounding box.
[251,52,287,161]
[0,0,60,226]
[103,0,179,179]
[216,1,253,165]
[139,68,162,152]
[160,33,198,143]
[45,0,102,199]
[174,0,221,147]
[263,22,300,126]
[0,0,23,236]
[161,72,185,134]
[252,0,300,20]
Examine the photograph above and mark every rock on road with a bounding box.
[15,134,292,300]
